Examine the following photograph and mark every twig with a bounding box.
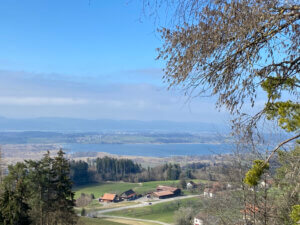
[264,133,300,164]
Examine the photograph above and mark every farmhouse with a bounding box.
[259,179,273,188]
[203,188,216,198]
[156,185,181,195]
[153,185,181,199]
[153,190,175,199]
[194,212,207,225]
[187,181,197,189]
[240,204,260,223]
[120,189,137,201]
[100,193,117,203]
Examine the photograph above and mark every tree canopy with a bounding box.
[147,0,299,135]
[145,0,299,175]
[145,1,300,221]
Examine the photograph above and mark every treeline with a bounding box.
[0,150,77,225]
[70,156,245,187]
[70,156,142,185]
[96,157,141,180]
[135,163,183,182]
[70,156,193,185]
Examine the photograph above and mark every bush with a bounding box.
[76,193,93,207]
[80,208,86,216]
[174,207,193,225]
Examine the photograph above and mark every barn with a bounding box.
[120,189,137,201]
[153,185,181,199]
[156,185,181,196]
[100,193,117,203]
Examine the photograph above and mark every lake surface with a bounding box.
[62,143,233,157]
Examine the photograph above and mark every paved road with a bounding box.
[87,195,201,225]
[92,195,200,215]
[98,215,171,225]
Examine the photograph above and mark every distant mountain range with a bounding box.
[0,117,227,133]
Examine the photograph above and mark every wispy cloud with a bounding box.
[0,69,228,122]
[0,97,90,105]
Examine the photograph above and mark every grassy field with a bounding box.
[77,216,158,225]
[74,182,138,199]
[75,199,138,213]
[105,197,203,223]
[77,217,125,225]
[74,180,204,199]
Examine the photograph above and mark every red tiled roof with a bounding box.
[101,193,116,201]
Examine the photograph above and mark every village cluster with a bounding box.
[98,180,237,203]
[97,179,274,225]
[99,185,182,203]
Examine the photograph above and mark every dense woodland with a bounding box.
[0,150,77,225]
[70,156,185,185]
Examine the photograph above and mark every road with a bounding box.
[92,195,200,215]
[87,195,201,225]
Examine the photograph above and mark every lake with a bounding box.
[62,143,233,157]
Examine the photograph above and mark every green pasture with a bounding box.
[77,217,125,225]
[105,197,202,223]
[74,179,205,199]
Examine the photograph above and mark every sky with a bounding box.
[0,0,230,123]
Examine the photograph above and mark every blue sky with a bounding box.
[0,0,231,122]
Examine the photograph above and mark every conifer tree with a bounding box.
[0,163,31,225]
[52,149,77,225]
[26,151,56,225]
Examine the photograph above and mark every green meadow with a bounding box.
[74,180,204,199]
[77,217,125,225]
[105,197,202,223]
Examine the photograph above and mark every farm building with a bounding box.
[153,190,175,199]
[194,212,207,225]
[100,193,117,203]
[259,179,273,188]
[120,189,137,201]
[194,212,219,225]
[156,185,181,195]
[240,204,260,224]
[187,181,197,189]
[153,185,181,199]
[203,188,216,198]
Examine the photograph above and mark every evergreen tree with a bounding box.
[0,150,77,225]
[26,151,56,225]
[51,149,77,225]
[179,178,187,189]
[70,160,89,185]
[0,163,31,225]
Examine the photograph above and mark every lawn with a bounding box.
[77,217,125,225]
[75,199,138,213]
[74,182,138,199]
[74,179,204,199]
[105,197,202,223]
[77,217,157,225]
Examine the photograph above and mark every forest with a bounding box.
[0,150,76,225]
[70,156,185,185]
